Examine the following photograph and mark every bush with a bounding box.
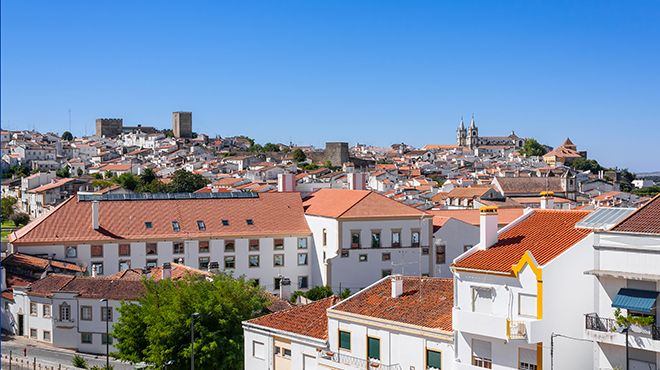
[10,212,29,227]
[72,354,88,368]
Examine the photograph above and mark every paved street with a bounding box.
[1,334,137,370]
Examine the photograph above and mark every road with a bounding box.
[1,334,137,369]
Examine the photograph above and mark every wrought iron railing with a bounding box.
[585,313,660,340]
[318,350,402,370]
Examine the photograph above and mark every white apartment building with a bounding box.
[303,189,434,292]
[585,197,660,370]
[8,192,314,294]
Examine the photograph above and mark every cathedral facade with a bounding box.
[456,114,526,150]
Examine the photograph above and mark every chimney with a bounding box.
[162,262,172,279]
[91,264,97,278]
[277,173,295,192]
[347,172,367,190]
[540,191,555,209]
[391,274,404,298]
[91,201,100,230]
[479,206,499,249]
[279,277,291,300]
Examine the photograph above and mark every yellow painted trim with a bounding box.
[511,251,543,319]
[537,342,543,370]
[506,318,511,338]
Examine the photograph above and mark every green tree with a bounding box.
[61,131,74,141]
[92,180,115,189]
[56,165,71,178]
[93,172,104,180]
[166,170,210,193]
[163,129,174,138]
[77,168,84,177]
[292,149,307,163]
[632,186,660,197]
[140,168,157,185]
[263,143,280,152]
[1,196,17,221]
[303,286,334,301]
[113,173,140,191]
[112,274,268,369]
[104,170,115,179]
[619,169,636,192]
[249,144,264,153]
[519,139,547,157]
[571,158,603,173]
[10,212,30,226]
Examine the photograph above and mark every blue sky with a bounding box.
[2,1,659,172]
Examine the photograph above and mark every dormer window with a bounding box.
[145,222,153,229]
[197,220,206,231]
[246,219,254,225]
[221,219,229,226]
[172,221,180,232]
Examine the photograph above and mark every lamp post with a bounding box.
[99,298,109,370]
[616,324,630,370]
[190,312,200,370]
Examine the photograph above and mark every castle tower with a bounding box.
[172,111,192,138]
[466,113,479,149]
[456,117,467,146]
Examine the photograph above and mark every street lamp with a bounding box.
[190,312,201,370]
[616,325,630,370]
[99,298,110,370]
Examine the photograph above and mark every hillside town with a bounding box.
[1,112,659,370]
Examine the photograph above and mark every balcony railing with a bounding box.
[318,350,402,370]
[507,319,527,340]
[585,313,660,340]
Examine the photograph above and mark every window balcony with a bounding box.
[585,313,660,352]
[317,350,401,370]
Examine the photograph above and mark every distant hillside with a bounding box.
[637,171,660,178]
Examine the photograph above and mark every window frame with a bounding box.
[411,230,421,247]
[298,275,308,289]
[65,246,77,258]
[391,230,401,248]
[81,332,93,344]
[367,336,381,360]
[249,239,260,252]
[146,243,158,255]
[338,330,351,351]
[426,348,442,370]
[198,256,210,270]
[436,244,446,264]
[43,304,51,318]
[91,262,104,275]
[371,230,381,248]
[198,240,210,253]
[224,240,235,253]
[59,303,71,322]
[171,220,180,232]
[297,253,308,266]
[224,255,236,269]
[359,254,368,262]
[118,243,131,257]
[382,252,391,261]
[91,244,103,258]
[274,238,285,250]
[80,305,93,321]
[196,220,206,231]
[30,303,38,316]
[351,230,361,248]
[248,254,260,268]
[273,254,285,267]
[173,242,185,254]
[101,306,113,322]
[297,237,308,249]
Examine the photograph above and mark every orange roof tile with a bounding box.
[453,210,591,273]
[611,194,660,234]
[428,208,525,227]
[303,189,428,219]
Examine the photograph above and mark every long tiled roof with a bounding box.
[428,208,525,227]
[611,194,660,234]
[10,192,310,245]
[247,296,339,340]
[331,277,453,331]
[27,273,146,301]
[494,177,565,194]
[453,210,591,273]
[303,189,428,219]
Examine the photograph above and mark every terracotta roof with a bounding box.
[28,178,77,193]
[247,296,339,340]
[303,189,428,219]
[494,177,566,194]
[611,194,660,234]
[10,192,310,245]
[445,186,492,199]
[428,208,525,227]
[2,252,85,273]
[453,210,591,273]
[264,293,294,313]
[27,273,146,301]
[331,277,453,331]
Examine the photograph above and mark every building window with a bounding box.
[297,238,307,249]
[298,276,308,289]
[91,244,103,257]
[471,339,492,368]
[197,220,206,231]
[80,305,92,321]
[252,341,265,360]
[81,332,92,344]
[339,330,351,350]
[224,240,235,252]
[359,254,367,262]
[322,229,327,246]
[65,246,77,258]
[101,306,113,322]
[146,243,158,255]
[30,328,37,338]
[43,304,51,318]
[519,348,537,370]
[144,221,153,229]
[119,260,130,271]
[411,231,420,247]
[172,221,180,232]
[436,244,446,264]
[351,231,361,248]
[274,277,282,290]
[391,231,401,248]
[224,256,235,269]
[472,287,493,313]
[173,242,184,254]
[119,243,131,256]
[43,330,51,342]
[422,247,430,255]
[382,252,391,261]
[102,334,113,345]
[341,250,349,258]
[59,303,71,321]
[30,303,38,316]
[221,219,229,226]
[198,241,209,253]
[426,349,441,370]
[273,254,284,267]
[367,337,380,360]
[463,245,473,252]
[297,253,308,266]
[249,239,260,252]
[274,238,284,250]
[248,255,260,268]
[382,269,393,278]
[92,262,104,275]
[371,231,381,248]
[146,259,158,269]
[198,257,210,270]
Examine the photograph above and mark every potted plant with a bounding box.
[613,308,656,335]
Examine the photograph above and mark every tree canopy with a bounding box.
[519,139,547,157]
[1,196,17,220]
[166,169,210,193]
[571,158,603,173]
[61,131,74,141]
[292,148,307,163]
[56,165,71,178]
[112,274,268,369]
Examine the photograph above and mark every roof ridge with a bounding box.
[335,190,372,218]
[611,193,660,231]
[9,196,76,243]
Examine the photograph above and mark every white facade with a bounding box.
[433,218,480,278]
[244,324,325,370]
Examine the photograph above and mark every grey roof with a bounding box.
[575,207,636,230]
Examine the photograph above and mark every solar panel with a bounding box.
[575,207,636,230]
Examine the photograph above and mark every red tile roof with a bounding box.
[28,178,77,193]
[428,208,525,227]
[611,194,660,234]
[27,273,146,301]
[2,253,86,274]
[453,210,591,273]
[303,189,428,219]
[331,277,453,331]
[10,192,310,245]
[247,296,340,340]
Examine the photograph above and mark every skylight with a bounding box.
[221,219,229,226]
[197,220,206,231]
[246,219,254,225]
[145,221,153,229]
[172,221,180,232]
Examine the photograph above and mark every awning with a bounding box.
[612,288,658,314]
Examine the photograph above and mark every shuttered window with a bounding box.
[426,349,441,369]
[339,331,351,350]
[367,337,380,360]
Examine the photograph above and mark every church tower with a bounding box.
[456,117,467,146]
[466,113,479,149]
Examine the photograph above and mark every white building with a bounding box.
[585,196,660,370]
[303,189,434,292]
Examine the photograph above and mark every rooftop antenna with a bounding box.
[68,109,72,133]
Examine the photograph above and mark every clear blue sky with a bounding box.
[2,1,659,172]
